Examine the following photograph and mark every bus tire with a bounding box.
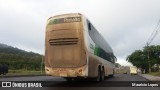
[101,67,105,81]
[95,67,101,82]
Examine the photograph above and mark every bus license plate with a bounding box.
[59,69,67,76]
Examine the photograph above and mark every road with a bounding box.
[0,74,159,90]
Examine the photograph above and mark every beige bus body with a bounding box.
[45,13,116,79]
[130,66,138,75]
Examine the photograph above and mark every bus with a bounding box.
[45,13,116,81]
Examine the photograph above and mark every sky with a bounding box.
[0,0,160,66]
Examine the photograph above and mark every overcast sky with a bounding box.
[0,0,160,66]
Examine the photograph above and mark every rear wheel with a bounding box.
[95,68,101,82]
[101,68,105,81]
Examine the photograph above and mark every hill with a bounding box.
[0,43,43,70]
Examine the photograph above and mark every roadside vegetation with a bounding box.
[6,70,45,76]
[148,72,160,77]
[0,43,45,75]
[126,45,160,73]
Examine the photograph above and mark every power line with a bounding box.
[147,19,160,45]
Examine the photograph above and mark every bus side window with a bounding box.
[114,56,117,63]
[88,23,91,30]
[111,57,114,63]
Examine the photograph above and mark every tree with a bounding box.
[115,63,121,68]
[126,45,160,73]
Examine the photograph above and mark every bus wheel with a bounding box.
[96,68,101,82]
[101,68,105,81]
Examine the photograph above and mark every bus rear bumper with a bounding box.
[45,65,87,77]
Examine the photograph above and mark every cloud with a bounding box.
[0,0,160,65]
[117,58,132,66]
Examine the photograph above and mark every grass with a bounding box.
[1,70,45,76]
[148,72,160,77]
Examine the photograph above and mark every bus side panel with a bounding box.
[104,62,114,75]
[87,53,115,77]
[88,53,102,77]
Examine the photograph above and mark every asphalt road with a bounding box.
[0,74,159,90]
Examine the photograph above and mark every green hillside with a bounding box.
[0,43,43,70]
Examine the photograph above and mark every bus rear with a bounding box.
[130,66,138,75]
[45,13,87,78]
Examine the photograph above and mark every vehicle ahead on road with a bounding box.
[121,66,130,74]
[129,66,138,75]
[45,13,116,81]
[0,64,8,75]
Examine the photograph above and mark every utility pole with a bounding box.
[146,19,160,73]
[41,55,43,74]
[147,43,151,73]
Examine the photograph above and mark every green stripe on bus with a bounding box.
[94,45,100,56]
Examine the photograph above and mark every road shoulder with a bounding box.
[140,74,160,81]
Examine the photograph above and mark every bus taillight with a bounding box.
[78,69,82,74]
